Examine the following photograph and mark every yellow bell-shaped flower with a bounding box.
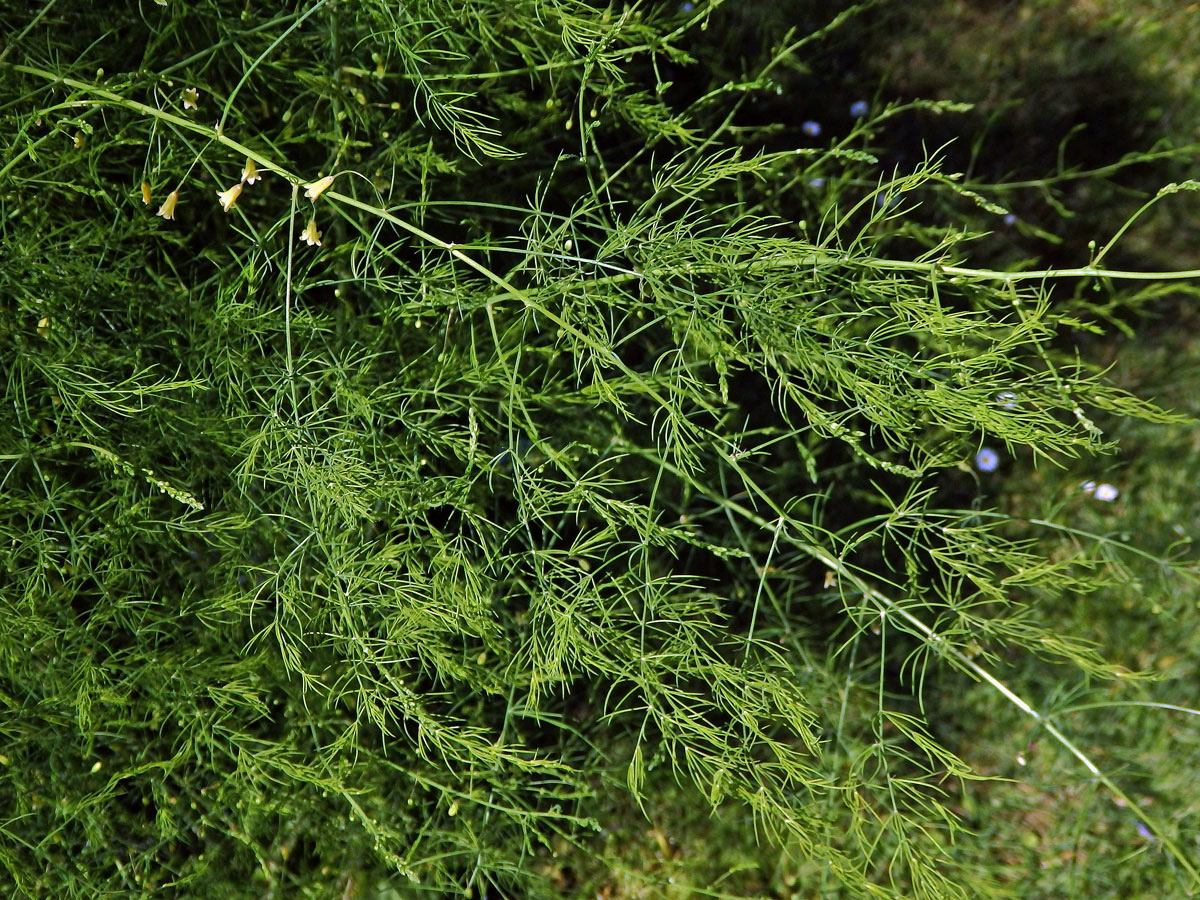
[156,190,179,220]
[299,217,322,247]
[216,182,243,213]
[303,175,335,201]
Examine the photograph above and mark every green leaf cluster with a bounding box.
[1,1,1197,897]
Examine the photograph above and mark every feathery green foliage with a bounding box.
[2,1,1199,897]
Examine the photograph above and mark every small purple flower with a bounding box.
[1094,483,1119,502]
[1136,821,1154,840]
[802,120,821,137]
[808,177,825,189]
[1080,481,1096,494]
[850,100,869,118]
[1003,213,1018,226]
[680,1,694,10]
[995,391,1018,410]
[974,448,999,472]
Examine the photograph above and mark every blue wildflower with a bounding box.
[1094,483,1119,502]
[1003,213,1018,226]
[849,100,869,117]
[995,390,1018,409]
[801,120,821,137]
[974,448,999,472]
[808,177,825,189]
[1136,822,1154,840]
[680,1,694,10]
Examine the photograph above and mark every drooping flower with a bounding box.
[241,158,260,185]
[849,100,869,117]
[300,217,322,247]
[141,181,152,205]
[182,87,200,110]
[216,182,243,212]
[156,190,179,220]
[974,448,999,472]
[1094,483,1119,502]
[303,175,335,201]
[801,120,821,137]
